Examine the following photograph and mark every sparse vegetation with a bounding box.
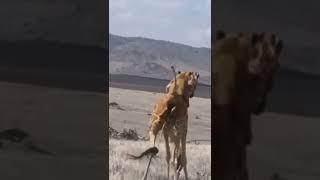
[109,102,119,106]
[109,127,148,141]
[109,88,211,179]
[108,127,211,179]
[0,128,30,143]
[109,138,211,180]
[109,101,126,111]
[0,128,53,155]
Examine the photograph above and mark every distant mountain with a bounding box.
[0,39,319,116]
[109,34,211,85]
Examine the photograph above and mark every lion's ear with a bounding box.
[178,71,181,74]
[275,40,283,56]
[216,30,226,40]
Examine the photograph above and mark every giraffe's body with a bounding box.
[163,71,199,180]
[148,71,190,147]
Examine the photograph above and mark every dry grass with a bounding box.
[108,87,211,179]
[109,138,211,180]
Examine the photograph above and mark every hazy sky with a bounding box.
[109,0,211,48]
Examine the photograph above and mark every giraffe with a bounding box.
[130,66,190,180]
[213,31,283,180]
[163,71,199,180]
[148,67,191,147]
[137,68,197,180]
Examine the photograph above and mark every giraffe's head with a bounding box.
[165,71,199,98]
[216,30,283,114]
[249,33,283,115]
[247,33,283,81]
[213,31,267,105]
[186,71,200,98]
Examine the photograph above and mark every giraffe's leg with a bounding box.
[180,132,188,180]
[173,137,182,180]
[163,126,171,180]
[175,154,182,180]
[149,130,157,147]
[172,132,179,165]
[172,137,179,180]
[171,142,176,166]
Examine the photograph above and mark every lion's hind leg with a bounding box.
[149,116,167,146]
[149,96,174,146]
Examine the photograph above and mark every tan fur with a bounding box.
[141,70,199,180]
[148,93,177,146]
[163,71,199,180]
[213,30,283,180]
[248,33,283,115]
[213,32,260,179]
[213,32,265,105]
[165,71,199,107]
[149,72,190,147]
